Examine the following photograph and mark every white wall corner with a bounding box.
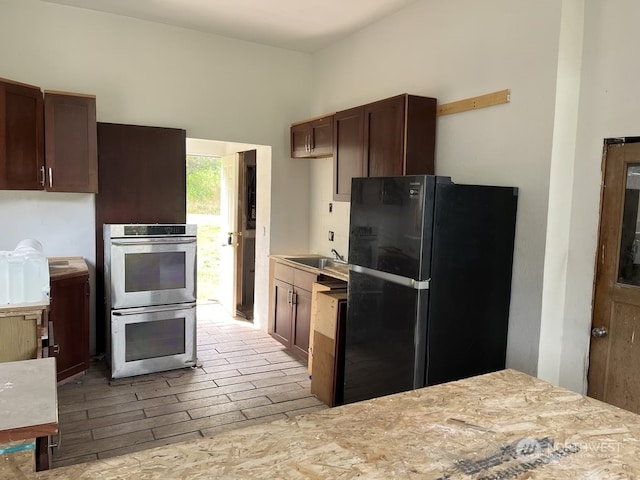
[537,0,586,390]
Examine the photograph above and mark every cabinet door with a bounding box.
[333,106,364,202]
[44,92,97,193]
[50,273,90,382]
[272,279,293,348]
[292,287,312,360]
[290,123,311,158]
[310,117,333,157]
[0,79,44,190]
[365,95,405,177]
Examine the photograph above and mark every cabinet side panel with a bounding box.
[405,96,436,175]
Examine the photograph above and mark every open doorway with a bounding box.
[186,138,267,324]
[186,154,222,303]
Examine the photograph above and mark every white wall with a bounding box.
[310,0,564,375]
[0,0,314,352]
[557,0,640,392]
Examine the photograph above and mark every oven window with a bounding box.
[124,252,186,292]
[125,317,186,362]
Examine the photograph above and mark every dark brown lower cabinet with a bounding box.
[271,262,317,361]
[49,260,90,383]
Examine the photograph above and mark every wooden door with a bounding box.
[292,287,312,360]
[364,95,405,177]
[0,78,44,190]
[333,106,364,201]
[50,273,90,382]
[310,117,333,157]
[588,140,640,413]
[290,123,311,158]
[237,150,256,317]
[44,91,97,193]
[272,279,293,348]
[220,153,239,317]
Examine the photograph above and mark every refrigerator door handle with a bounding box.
[350,264,430,290]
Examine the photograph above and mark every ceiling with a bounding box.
[41,0,418,53]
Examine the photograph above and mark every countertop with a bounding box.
[271,254,349,282]
[0,358,58,443]
[48,257,88,281]
[36,369,640,479]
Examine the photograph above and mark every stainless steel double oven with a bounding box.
[104,224,197,379]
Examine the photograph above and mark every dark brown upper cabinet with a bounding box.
[44,91,98,193]
[0,77,97,193]
[0,78,44,190]
[291,115,333,158]
[333,94,437,202]
[333,106,365,202]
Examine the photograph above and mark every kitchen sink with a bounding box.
[284,256,347,272]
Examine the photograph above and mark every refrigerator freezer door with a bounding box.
[426,183,518,385]
[342,269,429,404]
[349,176,439,281]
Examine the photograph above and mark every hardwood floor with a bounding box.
[52,303,326,469]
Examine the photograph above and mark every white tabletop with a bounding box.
[0,357,58,443]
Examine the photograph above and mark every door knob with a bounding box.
[591,326,608,338]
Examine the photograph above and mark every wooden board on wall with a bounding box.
[94,122,187,352]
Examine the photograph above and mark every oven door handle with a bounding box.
[112,303,197,315]
[111,238,197,246]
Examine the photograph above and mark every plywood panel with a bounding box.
[0,440,35,477]
[0,315,38,362]
[37,370,640,479]
[310,332,335,406]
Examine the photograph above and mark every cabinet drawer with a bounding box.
[274,262,295,284]
[294,269,318,292]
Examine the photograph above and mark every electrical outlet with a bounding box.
[328,231,334,241]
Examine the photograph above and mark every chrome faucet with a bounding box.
[331,248,345,262]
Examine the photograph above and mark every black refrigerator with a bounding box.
[343,175,518,404]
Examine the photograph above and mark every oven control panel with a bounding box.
[106,224,197,238]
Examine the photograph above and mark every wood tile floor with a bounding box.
[52,303,327,469]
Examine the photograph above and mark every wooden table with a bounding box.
[0,358,58,477]
[36,369,640,479]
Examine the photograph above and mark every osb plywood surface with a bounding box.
[37,370,640,479]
